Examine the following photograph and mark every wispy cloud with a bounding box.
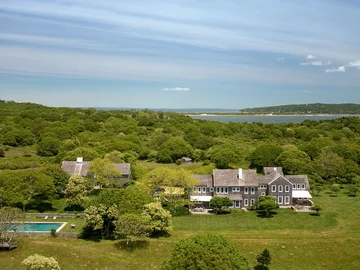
[163,87,190,91]
[299,61,331,66]
[346,60,360,67]
[277,57,284,63]
[306,54,316,59]
[325,66,345,73]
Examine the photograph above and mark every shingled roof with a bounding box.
[213,169,258,187]
[285,175,310,189]
[263,167,283,176]
[61,160,130,177]
[193,174,213,187]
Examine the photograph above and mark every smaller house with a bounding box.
[181,157,192,164]
[61,157,131,185]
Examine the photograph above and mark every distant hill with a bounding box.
[237,103,360,115]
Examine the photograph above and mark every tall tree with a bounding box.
[142,202,172,236]
[114,213,151,244]
[161,233,250,270]
[65,175,88,208]
[89,158,122,188]
[255,248,272,270]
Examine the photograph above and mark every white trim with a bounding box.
[250,199,255,206]
[261,192,266,196]
[202,187,207,193]
[301,184,305,189]
[271,185,276,192]
[190,196,213,202]
[234,200,241,208]
[292,190,312,199]
[244,199,249,206]
[278,185,283,192]
[232,187,240,192]
[284,196,290,204]
[293,184,296,189]
[278,196,283,204]
[297,184,301,189]
[209,187,214,192]
[268,175,293,186]
[250,187,255,194]
[244,187,249,194]
[285,185,290,192]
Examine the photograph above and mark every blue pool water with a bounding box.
[14,222,65,232]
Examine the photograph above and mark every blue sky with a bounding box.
[0,0,359,109]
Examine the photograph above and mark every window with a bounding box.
[261,192,266,196]
[271,185,276,192]
[250,187,255,194]
[234,200,241,208]
[259,185,266,189]
[224,187,228,194]
[244,199,249,206]
[285,185,290,192]
[197,187,201,193]
[293,184,296,189]
[202,187,207,193]
[297,184,301,189]
[216,187,228,194]
[284,196,290,204]
[216,187,220,193]
[278,185,283,192]
[278,196,283,204]
[250,199,255,206]
[209,187,214,192]
[221,187,224,193]
[301,184,305,189]
[232,187,240,192]
[244,187,249,194]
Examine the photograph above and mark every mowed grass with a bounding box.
[1,190,360,269]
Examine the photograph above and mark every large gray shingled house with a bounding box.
[191,167,311,209]
[61,157,131,186]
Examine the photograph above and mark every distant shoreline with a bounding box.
[187,113,360,117]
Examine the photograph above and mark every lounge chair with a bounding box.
[44,216,48,220]
[53,216,57,220]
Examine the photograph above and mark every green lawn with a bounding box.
[1,190,360,269]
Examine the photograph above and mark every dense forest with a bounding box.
[237,103,360,115]
[1,100,360,211]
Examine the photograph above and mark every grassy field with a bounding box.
[1,190,360,269]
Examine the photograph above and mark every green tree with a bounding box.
[312,185,323,197]
[114,213,151,244]
[276,150,313,175]
[22,254,61,270]
[210,196,233,214]
[331,184,340,196]
[65,175,88,208]
[37,137,60,156]
[314,150,345,180]
[0,207,26,245]
[311,204,322,216]
[41,165,69,194]
[254,248,271,270]
[161,233,250,270]
[256,196,279,218]
[89,158,122,188]
[347,185,359,197]
[250,145,284,171]
[143,202,172,236]
[158,137,193,163]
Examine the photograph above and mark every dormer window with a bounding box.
[244,187,249,194]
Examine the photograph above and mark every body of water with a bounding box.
[189,115,360,124]
[12,222,66,232]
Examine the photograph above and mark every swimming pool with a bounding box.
[13,222,67,232]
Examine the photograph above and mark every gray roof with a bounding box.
[285,175,310,189]
[263,167,283,176]
[213,169,258,187]
[61,161,131,177]
[193,174,213,187]
[258,171,282,184]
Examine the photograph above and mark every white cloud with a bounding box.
[163,87,190,91]
[299,61,331,66]
[277,57,284,63]
[325,66,345,73]
[306,54,316,59]
[346,60,360,67]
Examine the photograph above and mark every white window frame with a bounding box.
[259,185,266,189]
[234,200,241,208]
[293,184,296,189]
[197,187,201,193]
[301,184,305,189]
[297,184,301,189]
[224,187,228,194]
[232,187,240,192]
[250,199,255,206]
[250,187,255,194]
[244,199,249,206]
[285,185,290,192]
[202,187,207,193]
[216,187,220,193]
[284,196,290,204]
[271,185,276,192]
[244,187,249,194]
[209,187,214,192]
[278,196,283,204]
[261,192,266,196]
[278,185,283,192]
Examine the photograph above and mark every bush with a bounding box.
[50,228,57,238]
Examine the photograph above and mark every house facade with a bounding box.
[191,167,311,209]
[61,157,131,185]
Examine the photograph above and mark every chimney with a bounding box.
[76,157,83,163]
[238,168,243,180]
